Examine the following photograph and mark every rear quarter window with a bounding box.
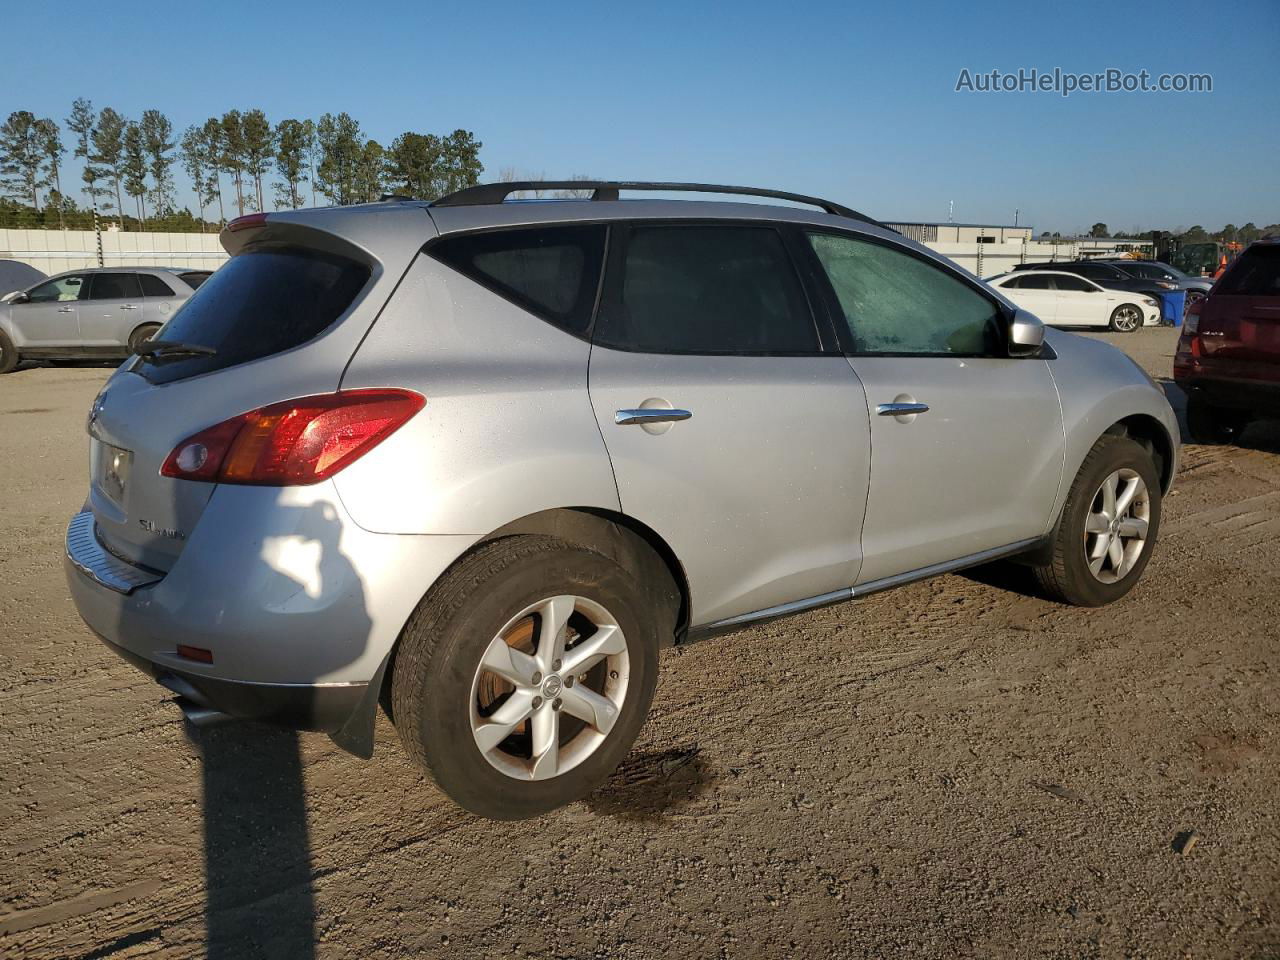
[1216,246,1280,296]
[135,246,369,385]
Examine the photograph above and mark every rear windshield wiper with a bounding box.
[135,339,218,362]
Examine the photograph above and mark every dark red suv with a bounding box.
[1174,238,1280,443]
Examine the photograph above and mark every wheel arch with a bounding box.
[1104,414,1176,493]
[364,507,692,749]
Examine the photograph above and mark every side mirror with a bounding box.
[1008,308,1045,357]
[3,291,29,304]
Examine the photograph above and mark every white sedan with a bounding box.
[987,270,1162,332]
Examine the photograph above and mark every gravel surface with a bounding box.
[1,329,1277,959]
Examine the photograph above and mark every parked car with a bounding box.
[64,183,1178,819]
[0,259,46,297]
[1012,260,1175,302]
[0,267,199,373]
[1098,259,1213,309]
[1174,237,1280,443]
[987,270,1161,331]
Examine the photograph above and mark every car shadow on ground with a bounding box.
[1159,376,1280,453]
[584,746,713,822]
[187,722,316,960]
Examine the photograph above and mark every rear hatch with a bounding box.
[84,207,432,572]
[1197,242,1280,378]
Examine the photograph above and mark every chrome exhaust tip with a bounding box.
[174,696,235,728]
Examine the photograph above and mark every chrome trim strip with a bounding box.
[687,537,1043,640]
[615,408,693,426]
[694,588,853,635]
[851,537,1041,598]
[66,511,163,596]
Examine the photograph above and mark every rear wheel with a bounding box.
[1109,304,1143,332]
[0,329,17,374]
[1186,394,1249,445]
[391,536,660,820]
[1184,290,1206,315]
[127,324,161,353]
[1033,435,1162,606]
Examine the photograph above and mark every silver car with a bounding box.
[64,183,1179,819]
[0,267,201,373]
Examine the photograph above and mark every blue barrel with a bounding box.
[1160,290,1185,327]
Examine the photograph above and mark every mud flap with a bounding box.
[328,652,392,760]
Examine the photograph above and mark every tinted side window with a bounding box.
[137,246,370,385]
[1000,276,1023,289]
[430,225,605,335]
[179,271,211,289]
[89,273,143,300]
[1216,245,1280,296]
[139,274,177,297]
[1020,274,1054,290]
[1055,275,1093,292]
[594,225,818,354]
[807,232,1001,355]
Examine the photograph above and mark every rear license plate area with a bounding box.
[94,441,133,509]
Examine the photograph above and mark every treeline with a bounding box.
[1044,222,1280,244]
[0,101,483,232]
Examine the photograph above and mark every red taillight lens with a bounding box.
[226,212,268,232]
[161,390,424,486]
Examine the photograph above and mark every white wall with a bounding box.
[0,229,228,275]
[928,238,1154,280]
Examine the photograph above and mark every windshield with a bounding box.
[134,246,369,385]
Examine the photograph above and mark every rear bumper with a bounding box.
[95,630,365,731]
[1176,375,1280,417]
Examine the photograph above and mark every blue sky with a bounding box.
[3,0,1276,233]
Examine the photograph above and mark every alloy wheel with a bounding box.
[1113,306,1141,332]
[1083,468,1150,583]
[470,595,630,781]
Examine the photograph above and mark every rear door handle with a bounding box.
[876,402,929,416]
[120,304,139,310]
[615,409,693,426]
[58,306,75,313]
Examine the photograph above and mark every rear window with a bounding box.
[179,271,212,289]
[1216,245,1280,296]
[135,246,369,384]
[430,225,606,335]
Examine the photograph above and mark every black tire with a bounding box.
[1184,290,1206,316]
[1033,435,1162,607]
[390,535,660,820]
[0,329,18,374]
[1186,394,1248,445]
[128,324,161,353]
[1109,304,1143,333]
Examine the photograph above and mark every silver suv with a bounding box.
[64,183,1178,819]
[0,267,202,373]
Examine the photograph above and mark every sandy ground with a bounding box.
[0,328,1276,959]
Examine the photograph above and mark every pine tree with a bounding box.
[122,122,149,224]
[0,111,45,209]
[140,110,176,217]
[93,107,127,224]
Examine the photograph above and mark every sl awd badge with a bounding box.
[138,518,185,540]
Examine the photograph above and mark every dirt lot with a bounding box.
[0,328,1276,959]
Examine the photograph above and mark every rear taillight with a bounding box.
[161,390,424,486]
[1183,298,1202,334]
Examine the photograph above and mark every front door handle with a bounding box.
[876,402,929,416]
[615,409,693,426]
[120,304,139,310]
[58,306,75,313]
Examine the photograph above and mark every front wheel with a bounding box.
[1109,304,1143,332]
[391,536,660,820]
[127,324,161,354]
[1033,435,1162,606]
[0,329,18,374]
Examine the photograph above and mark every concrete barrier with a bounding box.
[0,229,228,275]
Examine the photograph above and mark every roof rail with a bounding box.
[430,181,879,224]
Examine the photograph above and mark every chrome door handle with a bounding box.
[876,402,929,416]
[615,409,693,426]
[120,304,139,310]
[58,306,75,313]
